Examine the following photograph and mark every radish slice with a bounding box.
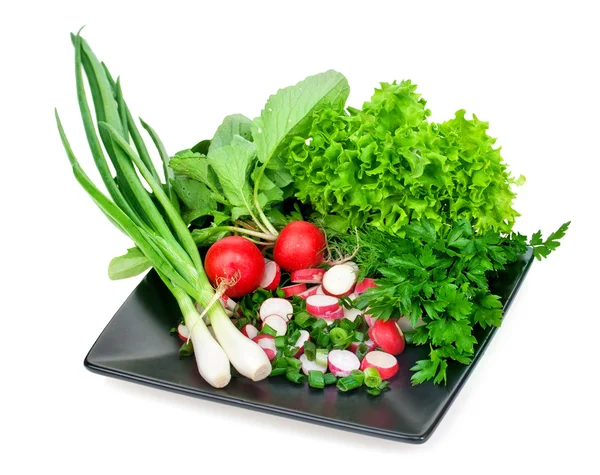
[260,259,281,291]
[306,295,340,316]
[345,261,359,273]
[297,285,320,299]
[368,320,405,355]
[360,351,399,379]
[322,264,357,297]
[343,306,362,322]
[354,278,377,295]
[177,323,190,342]
[259,298,293,322]
[263,314,288,336]
[282,283,307,298]
[328,349,360,377]
[240,324,259,340]
[315,285,325,295]
[253,334,276,360]
[299,353,327,376]
[291,268,326,284]
[364,313,376,327]
[220,295,237,312]
[349,339,377,352]
[293,330,311,357]
[313,306,345,320]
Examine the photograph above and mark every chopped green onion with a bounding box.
[294,311,314,328]
[311,319,328,331]
[179,341,194,357]
[287,329,301,345]
[235,317,250,330]
[304,341,317,361]
[366,381,390,396]
[317,332,330,348]
[272,356,289,369]
[308,370,325,389]
[269,367,287,377]
[363,367,383,388]
[355,343,370,361]
[336,372,364,392]
[261,324,277,337]
[316,348,329,367]
[285,357,302,370]
[330,328,349,345]
[353,331,366,342]
[274,336,287,349]
[323,373,337,385]
[340,318,357,332]
[350,370,365,386]
[285,369,305,384]
[283,346,299,357]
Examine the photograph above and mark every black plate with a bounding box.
[85,249,534,443]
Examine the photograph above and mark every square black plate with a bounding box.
[85,249,534,443]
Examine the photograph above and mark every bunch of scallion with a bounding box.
[55,32,271,388]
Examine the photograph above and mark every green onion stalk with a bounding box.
[56,32,271,387]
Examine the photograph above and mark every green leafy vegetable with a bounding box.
[108,247,151,280]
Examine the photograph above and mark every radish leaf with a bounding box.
[209,114,253,153]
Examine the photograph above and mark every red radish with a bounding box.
[240,324,259,340]
[354,278,377,295]
[291,268,326,284]
[343,307,362,322]
[262,314,288,336]
[305,295,340,316]
[253,334,276,360]
[322,264,357,297]
[328,349,360,377]
[313,306,345,320]
[177,323,190,342]
[273,221,326,272]
[364,313,376,327]
[368,320,405,356]
[259,259,281,291]
[259,298,293,322]
[345,261,359,273]
[349,339,377,352]
[281,283,307,298]
[315,285,325,295]
[360,351,399,379]
[299,353,327,376]
[293,330,311,357]
[297,285,320,299]
[204,236,265,298]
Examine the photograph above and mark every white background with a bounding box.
[2,1,598,473]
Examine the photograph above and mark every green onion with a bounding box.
[269,367,287,377]
[367,380,390,396]
[316,348,329,367]
[317,332,330,348]
[304,341,317,361]
[285,357,303,370]
[287,329,301,345]
[179,341,194,357]
[294,312,314,328]
[353,331,367,342]
[330,328,349,345]
[324,373,337,385]
[261,324,277,337]
[308,370,325,389]
[350,370,365,386]
[311,319,328,331]
[285,370,305,384]
[274,336,287,349]
[340,318,357,332]
[363,367,382,388]
[272,356,289,369]
[336,372,364,392]
[283,346,299,357]
[355,343,370,361]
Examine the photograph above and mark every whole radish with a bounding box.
[273,221,326,272]
[204,236,265,298]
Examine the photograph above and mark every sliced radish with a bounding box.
[291,268,326,284]
[293,330,311,357]
[344,261,359,273]
[260,259,281,291]
[315,285,325,295]
[297,285,320,299]
[221,295,237,312]
[263,314,288,336]
[177,323,190,343]
[343,306,362,322]
[281,283,307,298]
[322,264,357,297]
[349,339,377,352]
[364,313,376,327]
[368,319,405,356]
[354,278,377,295]
[328,349,360,377]
[259,298,293,322]
[253,334,276,360]
[360,351,399,379]
[299,353,327,376]
[306,295,340,316]
[313,306,345,320]
[240,324,259,340]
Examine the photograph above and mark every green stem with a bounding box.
[252,163,279,236]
